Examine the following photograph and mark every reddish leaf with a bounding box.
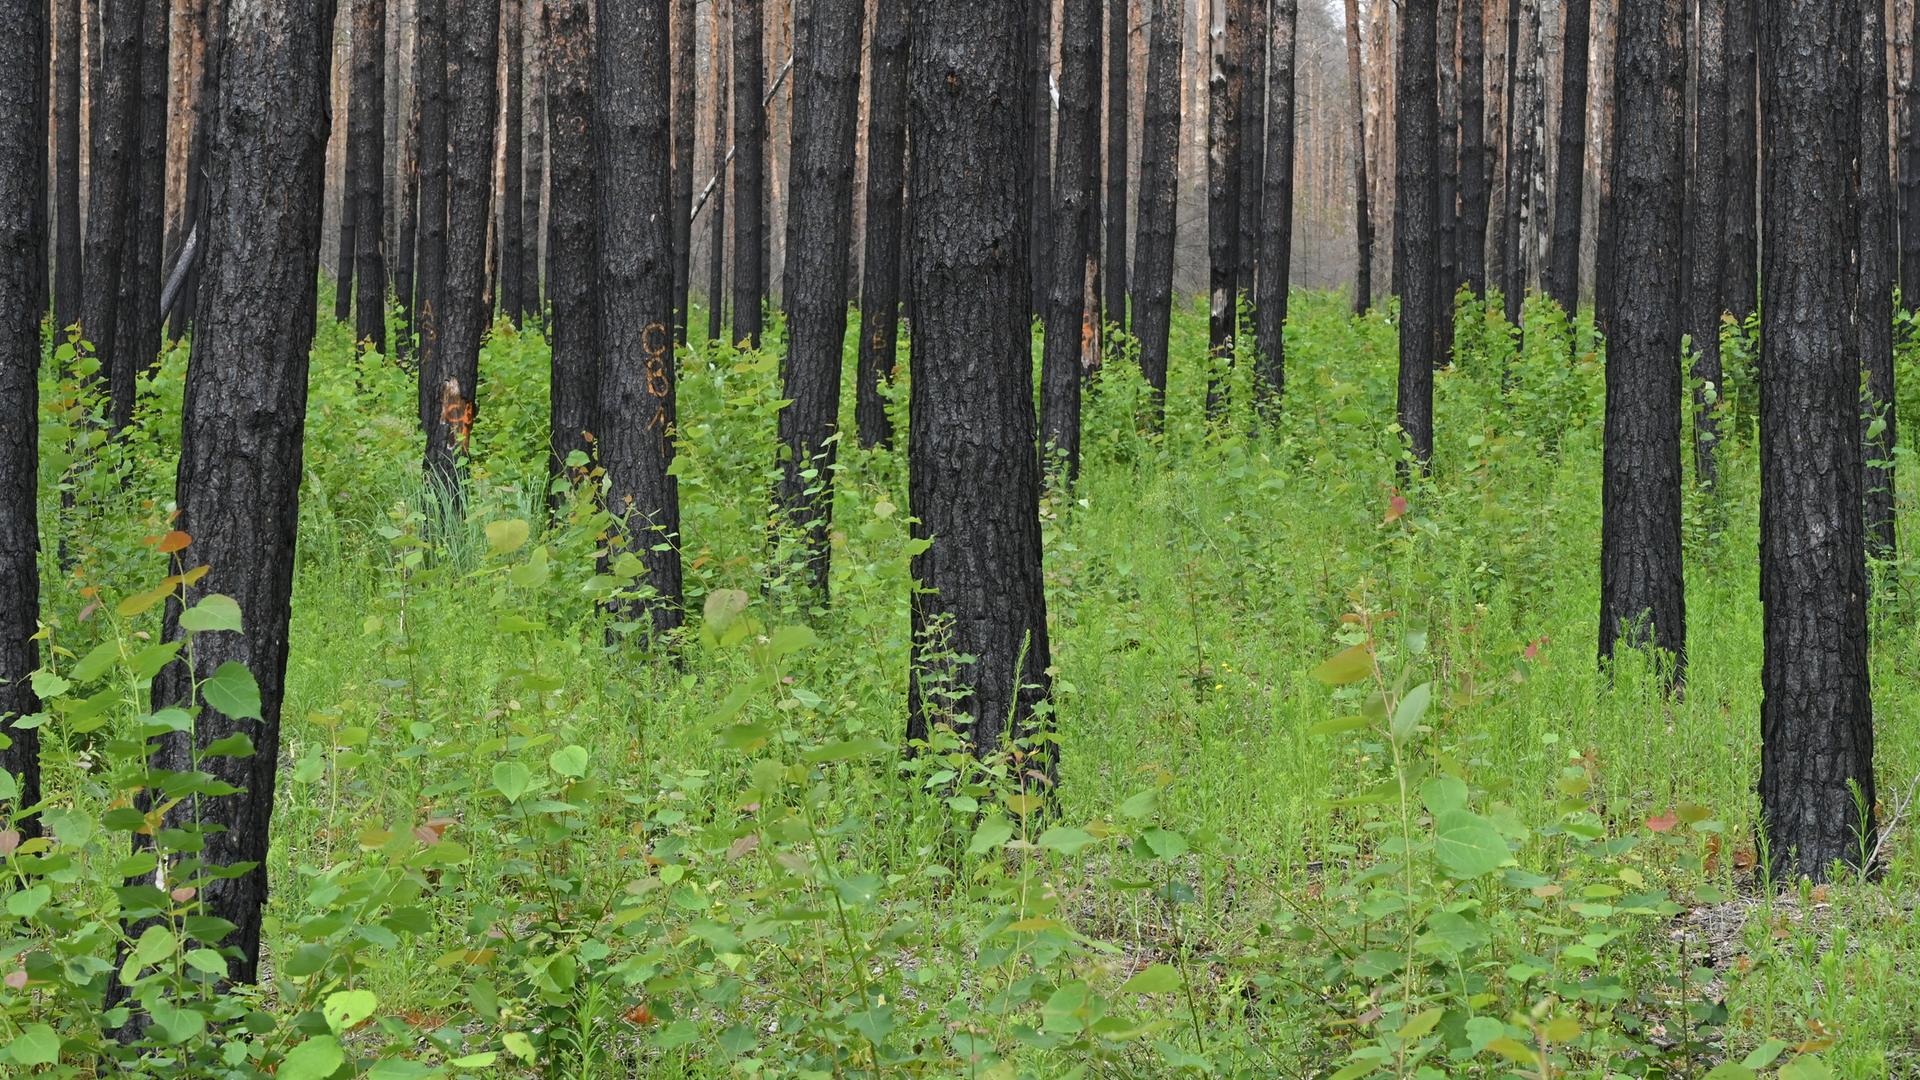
[1384,493,1409,525]
[3,969,24,989]
[1645,810,1678,834]
[153,530,192,554]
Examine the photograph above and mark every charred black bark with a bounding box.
[1205,0,1244,418]
[1758,0,1874,883]
[1546,0,1590,312]
[1253,0,1297,407]
[1029,0,1053,316]
[705,0,730,344]
[1437,0,1459,328]
[856,0,907,448]
[522,1,546,319]
[1722,0,1756,319]
[1239,0,1267,296]
[1394,0,1438,468]
[54,0,81,334]
[547,0,598,501]
[147,0,337,981]
[670,0,694,342]
[1131,0,1180,415]
[503,0,526,325]
[1104,0,1131,325]
[351,0,389,351]
[1861,0,1896,561]
[424,0,500,488]
[120,0,167,372]
[0,0,47,837]
[776,0,864,595]
[335,108,359,324]
[731,0,766,346]
[1598,0,1686,670]
[1902,19,1920,299]
[1043,0,1099,478]
[906,0,1052,762]
[414,0,450,431]
[1458,0,1487,293]
[169,0,224,342]
[396,92,420,358]
[81,0,139,429]
[1686,0,1726,486]
[1500,0,1537,327]
[1343,0,1371,313]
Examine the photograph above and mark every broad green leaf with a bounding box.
[71,640,121,682]
[1396,1006,1443,1040]
[492,762,533,802]
[29,671,70,700]
[1420,776,1469,816]
[965,816,1014,856]
[279,1034,345,1080]
[202,662,262,721]
[485,519,531,554]
[180,594,244,634]
[1118,963,1181,993]
[1389,683,1431,742]
[548,745,590,778]
[322,988,377,1033]
[1311,644,1373,686]
[134,925,177,966]
[1434,809,1509,878]
[1702,1066,1758,1080]
[1036,826,1099,855]
[1741,1039,1790,1069]
[801,736,891,763]
[6,1024,59,1066]
[502,1032,536,1061]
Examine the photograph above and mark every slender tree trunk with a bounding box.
[905,0,1052,762]
[522,0,545,319]
[1044,0,1099,478]
[1598,0,1685,670]
[54,0,82,335]
[1239,0,1267,296]
[502,0,525,324]
[147,0,337,982]
[1030,0,1054,316]
[1131,0,1180,417]
[425,0,499,489]
[776,0,863,595]
[546,0,597,501]
[1104,0,1131,324]
[395,63,420,357]
[415,0,449,430]
[1395,0,1438,470]
[705,0,730,343]
[1205,0,1243,417]
[669,0,694,342]
[1722,0,1756,318]
[595,0,682,636]
[1254,0,1297,407]
[0,0,48,838]
[1687,0,1726,486]
[1501,0,1538,325]
[1437,0,1459,333]
[168,0,222,341]
[1903,12,1920,298]
[351,0,388,351]
[335,73,359,325]
[856,0,906,447]
[1863,0,1897,560]
[1458,0,1487,292]
[732,0,766,345]
[1758,0,1874,883]
[1343,0,1371,313]
[1546,0,1590,312]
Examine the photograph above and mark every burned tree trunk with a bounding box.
[1723,0,1757,319]
[670,0,694,342]
[1131,0,1181,416]
[1205,0,1243,418]
[147,0,337,982]
[1501,0,1539,326]
[731,0,766,346]
[522,0,546,319]
[1043,0,1100,478]
[595,0,683,637]
[906,0,1052,762]
[54,0,82,335]
[414,0,450,431]
[1458,0,1487,292]
[82,0,140,430]
[121,0,167,370]
[1687,0,1726,486]
[546,0,598,501]
[1546,0,1591,313]
[1437,0,1459,334]
[502,0,525,324]
[1598,0,1686,670]
[1342,0,1371,313]
[776,0,864,595]
[335,100,359,323]
[857,0,907,448]
[0,0,47,837]
[1239,0,1267,297]
[1862,0,1897,561]
[1757,0,1874,882]
[705,0,730,343]
[1394,0,1438,469]
[1105,0,1131,325]
[351,0,388,351]
[1030,0,1054,316]
[1253,0,1297,407]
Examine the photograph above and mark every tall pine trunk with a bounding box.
[1598,0,1686,670]
[1722,0,1756,318]
[335,61,359,326]
[1131,0,1181,418]
[1687,0,1726,486]
[396,72,420,358]
[0,0,48,838]
[1501,0,1538,326]
[81,0,140,430]
[502,0,525,324]
[670,0,694,342]
[1253,0,1297,408]
[1239,0,1267,296]
[705,0,730,343]
[54,0,82,335]
[1043,0,1100,478]
[1862,0,1897,561]
[522,0,546,319]
[1546,0,1590,312]
[1757,0,1874,882]
[905,0,1052,762]
[1394,0,1438,469]
[856,0,907,448]
[1205,0,1243,417]
[351,0,389,351]
[595,0,683,637]
[147,0,337,981]
[546,0,598,501]
[731,0,766,346]
[414,0,449,431]
[776,0,864,595]
[1342,0,1371,313]
[1030,0,1054,316]
[1104,0,1131,324]
[1458,0,1487,292]
[1437,0,1459,332]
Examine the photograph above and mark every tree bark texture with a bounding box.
[670,0,694,342]
[732,0,766,346]
[705,0,730,343]
[414,0,450,431]
[1458,0,1488,292]
[1254,0,1297,408]
[1862,0,1898,562]
[1043,0,1101,479]
[1437,0,1460,324]
[522,0,546,319]
[1205,0,1243,417]
[1105,0,1131,324]
[54,0,82,335]
[1686,0,1726,487]
[1343,0,1371,312]
[1239,0,1267,295]
[351,0,389,351]
[1723,0,1757,318]
[546,0,598,498]
[1132,0,1181,416]
[81,0,138,429]
[1395,0,1439,468]
[502,0,525,324]
[1029,0,1054,317]
[1546,0,1590,312]
[856,0,906,448]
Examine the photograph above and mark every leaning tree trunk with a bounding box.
[424,0,500,490]
[595,0,683,638]
[776,0,864,596]
[0,0,48,838]
[1862,0,1897,562]
[1342,0,1371,313]
[1458,0,1487,292]
[54,0,82,335]
[1722,0,1757,319]
[522,0,546,319]
[731,0,766,346]
[1104,0,1131,325]
[905,0,1053,763]
[546,0,598,503]
[414,0,450,431]
[670,0,694,342]
[1043,0,1100,479]
[705,0,729,343]
[1598,0,1686,671]
[1546,0,1591,313]
[502,0,525,324]
[1394,0,1438,470]
[1253,0,1297,409]
[1686,0,1726,487]
[147,0,337,983]
[1132,0,1181,418]
[350,0,388,352]
[1205,0,1244,418]
[1758,0,1874,883]
[857,0,907,448]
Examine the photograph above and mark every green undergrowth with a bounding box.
[4,287,1918,1077]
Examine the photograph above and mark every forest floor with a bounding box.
[32,292,1920,1077]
